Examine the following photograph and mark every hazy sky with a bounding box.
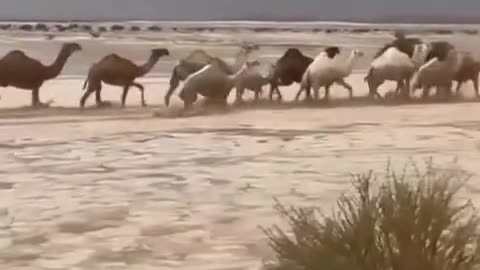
[0,0,478,21]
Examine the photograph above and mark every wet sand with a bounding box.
[1,24,480,269]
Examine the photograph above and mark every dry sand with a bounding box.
[0,23,480,269]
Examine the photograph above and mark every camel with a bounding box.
[453,54,480,97]
[0,42,81,107]
[268,48,313,101]
[295,47,364,102]
[164,43,260,106]
[365,42,430,100]
[234,63,276,103]
[80,48,170,108]
[178,59,261,109]
[411,47,462,100]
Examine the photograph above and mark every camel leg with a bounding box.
[165,69,181,107]
[336,79,353,99]
[323,85,331,102]
[455,81,463,96]
[268,83,276,101]
[421,86,430,100]
[31,88,42,107]
[294,86,305,102]
[121,86,131,108]
[132,82,146,107]
[473,75,479,98]
[254,87,261,102]
[235,87,244,104]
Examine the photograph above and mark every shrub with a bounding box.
[19,24,33,31]
[262,159,480,270]
[97,26,107,32]
[147,25,162,32]
[110,24,125,31]
[80,25,92,31]
[130,25,141,31]
[35,23,48,31]
[54,24,67,32]
[0,24,12,30]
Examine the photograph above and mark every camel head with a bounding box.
[394,29,406,40]
[240,42,260,54]
[62,42,82,56]
[352,49,365,58]
[324,46,341,59]
[151,48,170,59]
[412,43,430,66]
[245,60,261,68]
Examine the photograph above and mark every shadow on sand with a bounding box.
[151,94,480,119]
[0,95,479,123]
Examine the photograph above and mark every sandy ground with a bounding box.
[1,24,480,269]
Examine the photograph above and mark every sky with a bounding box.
[0,0,479,21]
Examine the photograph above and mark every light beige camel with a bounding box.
[164,43,260,106]
[178,59,261,109]
[0,42,81,107]
[296,48,364,102]
[80,48,170,108]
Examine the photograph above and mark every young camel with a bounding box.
[365,43,429,100]
[178,59,261,109]
[80,48,169,108]
[0,42,81,107]
[234,63,276,103]
[295,48,364,102]
[164,43,260,107]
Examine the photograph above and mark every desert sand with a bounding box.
[0,22,480,270]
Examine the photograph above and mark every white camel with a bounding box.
[234,63,276,103]
[295,48,364,102]
[178,59,261,109]
[365,42,429,100]
[411,47,462,99]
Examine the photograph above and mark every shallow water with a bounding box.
[0,24,480,269]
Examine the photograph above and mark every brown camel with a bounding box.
[80,48,169,108]
[0,42,81,107]
[453,54,480,97]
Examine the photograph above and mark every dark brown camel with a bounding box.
[270,47,343,102]
[268,48,313,101]
[0,42,81,107]
[80,48,169,108]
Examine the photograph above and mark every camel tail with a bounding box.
[82,64,96,91]
[364,67,374,82]
[82,76,89,90]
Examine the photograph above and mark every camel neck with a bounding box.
[343,52,359,75]
[44,47,71,80]
[232,49,250,73]
[228,64,248,81]
[138,55,159,77]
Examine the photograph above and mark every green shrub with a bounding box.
[262,159,480,270]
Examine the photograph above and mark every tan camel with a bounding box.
[80,48,170,108]
[0,42,81,107]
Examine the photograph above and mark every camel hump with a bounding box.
[283,48,304,59]
[2,50,27,60]
[184,49,212,65]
